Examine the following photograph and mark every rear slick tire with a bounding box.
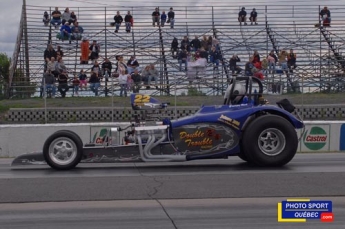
[242,115,298,166]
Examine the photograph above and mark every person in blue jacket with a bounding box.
[60,22,72,44]
[161,11,167,27]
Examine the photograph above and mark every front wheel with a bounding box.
[43,130,83,170]
[242,115,298,166]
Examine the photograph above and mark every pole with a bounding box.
[104,7,108,96]
[23,0,30,98]
[43,78,47,124]
[174,74,177,119]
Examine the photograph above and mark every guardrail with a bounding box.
[0,121,344,157]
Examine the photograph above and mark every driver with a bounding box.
[224,83,246,105]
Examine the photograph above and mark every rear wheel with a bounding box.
[43,130,83,170]
[242,115,298,166]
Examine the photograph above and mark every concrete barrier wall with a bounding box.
[0,121,344,157]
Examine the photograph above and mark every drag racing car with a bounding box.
[12,76,304,170]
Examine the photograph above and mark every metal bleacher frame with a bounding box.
[7,2,345,98]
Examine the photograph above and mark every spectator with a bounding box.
[167,7,175,29]
[89,72,100,96]
[207,36,214,52]
[42,70,56,98]
[142,64,159,89]
[91,61,101,77]
[267,50,277,73]
[118,70,128,97]
[89,40,100,64]
[250,8,258,25]
[131,69,142,93]
[61,7,71,26]
[72,75,80,96]
[127,74,134,91]
[44,44,56,71]
[51,57,60,77]
[181,36,190,50]
[238,7,247,25]
[190,36,201,52]
[252,67,265,80]
[229,54,242,75]
[60,22,72,44]
[115,55,128,74]
[69,11,77,25]
[43,11,50,26]
[178,49,188,71]
[80,37,89,64]
[252,50,260,63]
[56,46,63,57]
[209,46,222,69]
[102,58,112,81]
[113,11,123,33]
[50,7,62,29]
[56,56,66,73]
[57,70,69,98]
[171,37,179,58]
[287,49,297,73]
[124,11,133,33]
[245,57,254,76]
[198,47,208,61]
[261,58,268,74]
[78,69,87,90]
[71,21,84,40]
[152,8,160,27]
[127,56,139,74]
[278,50,288,73]
[320,6,331,26]
[161,11,167,27]
[46,57,55,73]
[212,36,220,51]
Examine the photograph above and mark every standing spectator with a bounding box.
[320,6,331,26]
[42,70,56,98]
[278,50,288,73]
[287,49,297,73]
[60,22,72,44]
[69,11,77,25]
[161,11,167,27]
[80,37,89,64]
[118,70,128,97]
[152,8,160,27]
[58,70,69,98]
[43,11,50,26]
[178,49,188,71]
[89,40,100,64]
[229,54,242,75]
[209,46,221,69]
[171,37,179,58]
[131,69,142,93]
[252,50,260,63]
[89,72,100,96]
[50,7,62,29]
[238,7,247,25]
[78,69,87,90]
[167,7,175,29]
[72,75,80,96]
[127,56,140,74]
[190,36,201,52]
[102,58,112,81]
[44,44,56,72]
[71,21,84,40]
[91,61,101,78]
[56,46,63,57]
[124,11,133,33]
[61,7,71,26]
[245,57,254,76]
[267,50,277,73]
[113,11,123,33]
[250,8,258,25]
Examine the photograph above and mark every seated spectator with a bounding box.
[287,49,297,72]
[319,6,331,26]
[91,61,101,78]
[58,70,69,98]
[118,70,128,97]
[46,57,55,73]
[60,22,72,44]
[207,36,213,52]
[71,21,84,40]
[267,50,277,73]
[102,58,112,81]
[200,35,208,51]
[171,37,179,58]
[89,40,100,64]
[180,36,190,51]
[131,69,142,93]
[61,7,71,26]
[167,7,175,29]
[50,7,62,29]
[252,50,260,63]
[43,11,50,26]
[212,36,220,51]
[56,56,66,74]
[161,11,167,27]
[250,8,258,25]
[142,64,159,89]
[51,57,59,77]
[178,49,188,71]
[198,47,208,62]
[124,11,133,33]
[261,58,268,74]
[238,7,247,25]
[113,11,123,33]
[252,68,265,80]
[229,54,242,75]
[42,70,56,98]
[80,37,89,64]
[115,55,128,74]
[44,44,57,72]
[254,61,262,70]
[69,11,77,25]
[72,75,80,96]
[245,57,254,76]
[190,36,201,52]
[127,56,139,74]
[278,50,288,73]
[89,72,100,96]
[56,45,63,57]
[152,8,160,27]
[209,46,221,69]
[78,69,87,90]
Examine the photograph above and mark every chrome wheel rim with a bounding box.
[258,128,286,156]
[48,137,78,165]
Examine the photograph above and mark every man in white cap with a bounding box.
[60,22,72,44]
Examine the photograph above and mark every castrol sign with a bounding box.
[302,125,329,151]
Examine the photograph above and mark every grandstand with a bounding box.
[7,2,345,98]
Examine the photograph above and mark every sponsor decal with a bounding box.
[133,94,150,106]
[303,126,328,151]
[91,128,109,144]
[179,129,220,149]
[218,114,240,129]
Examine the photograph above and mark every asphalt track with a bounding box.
[0,153,345,228]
